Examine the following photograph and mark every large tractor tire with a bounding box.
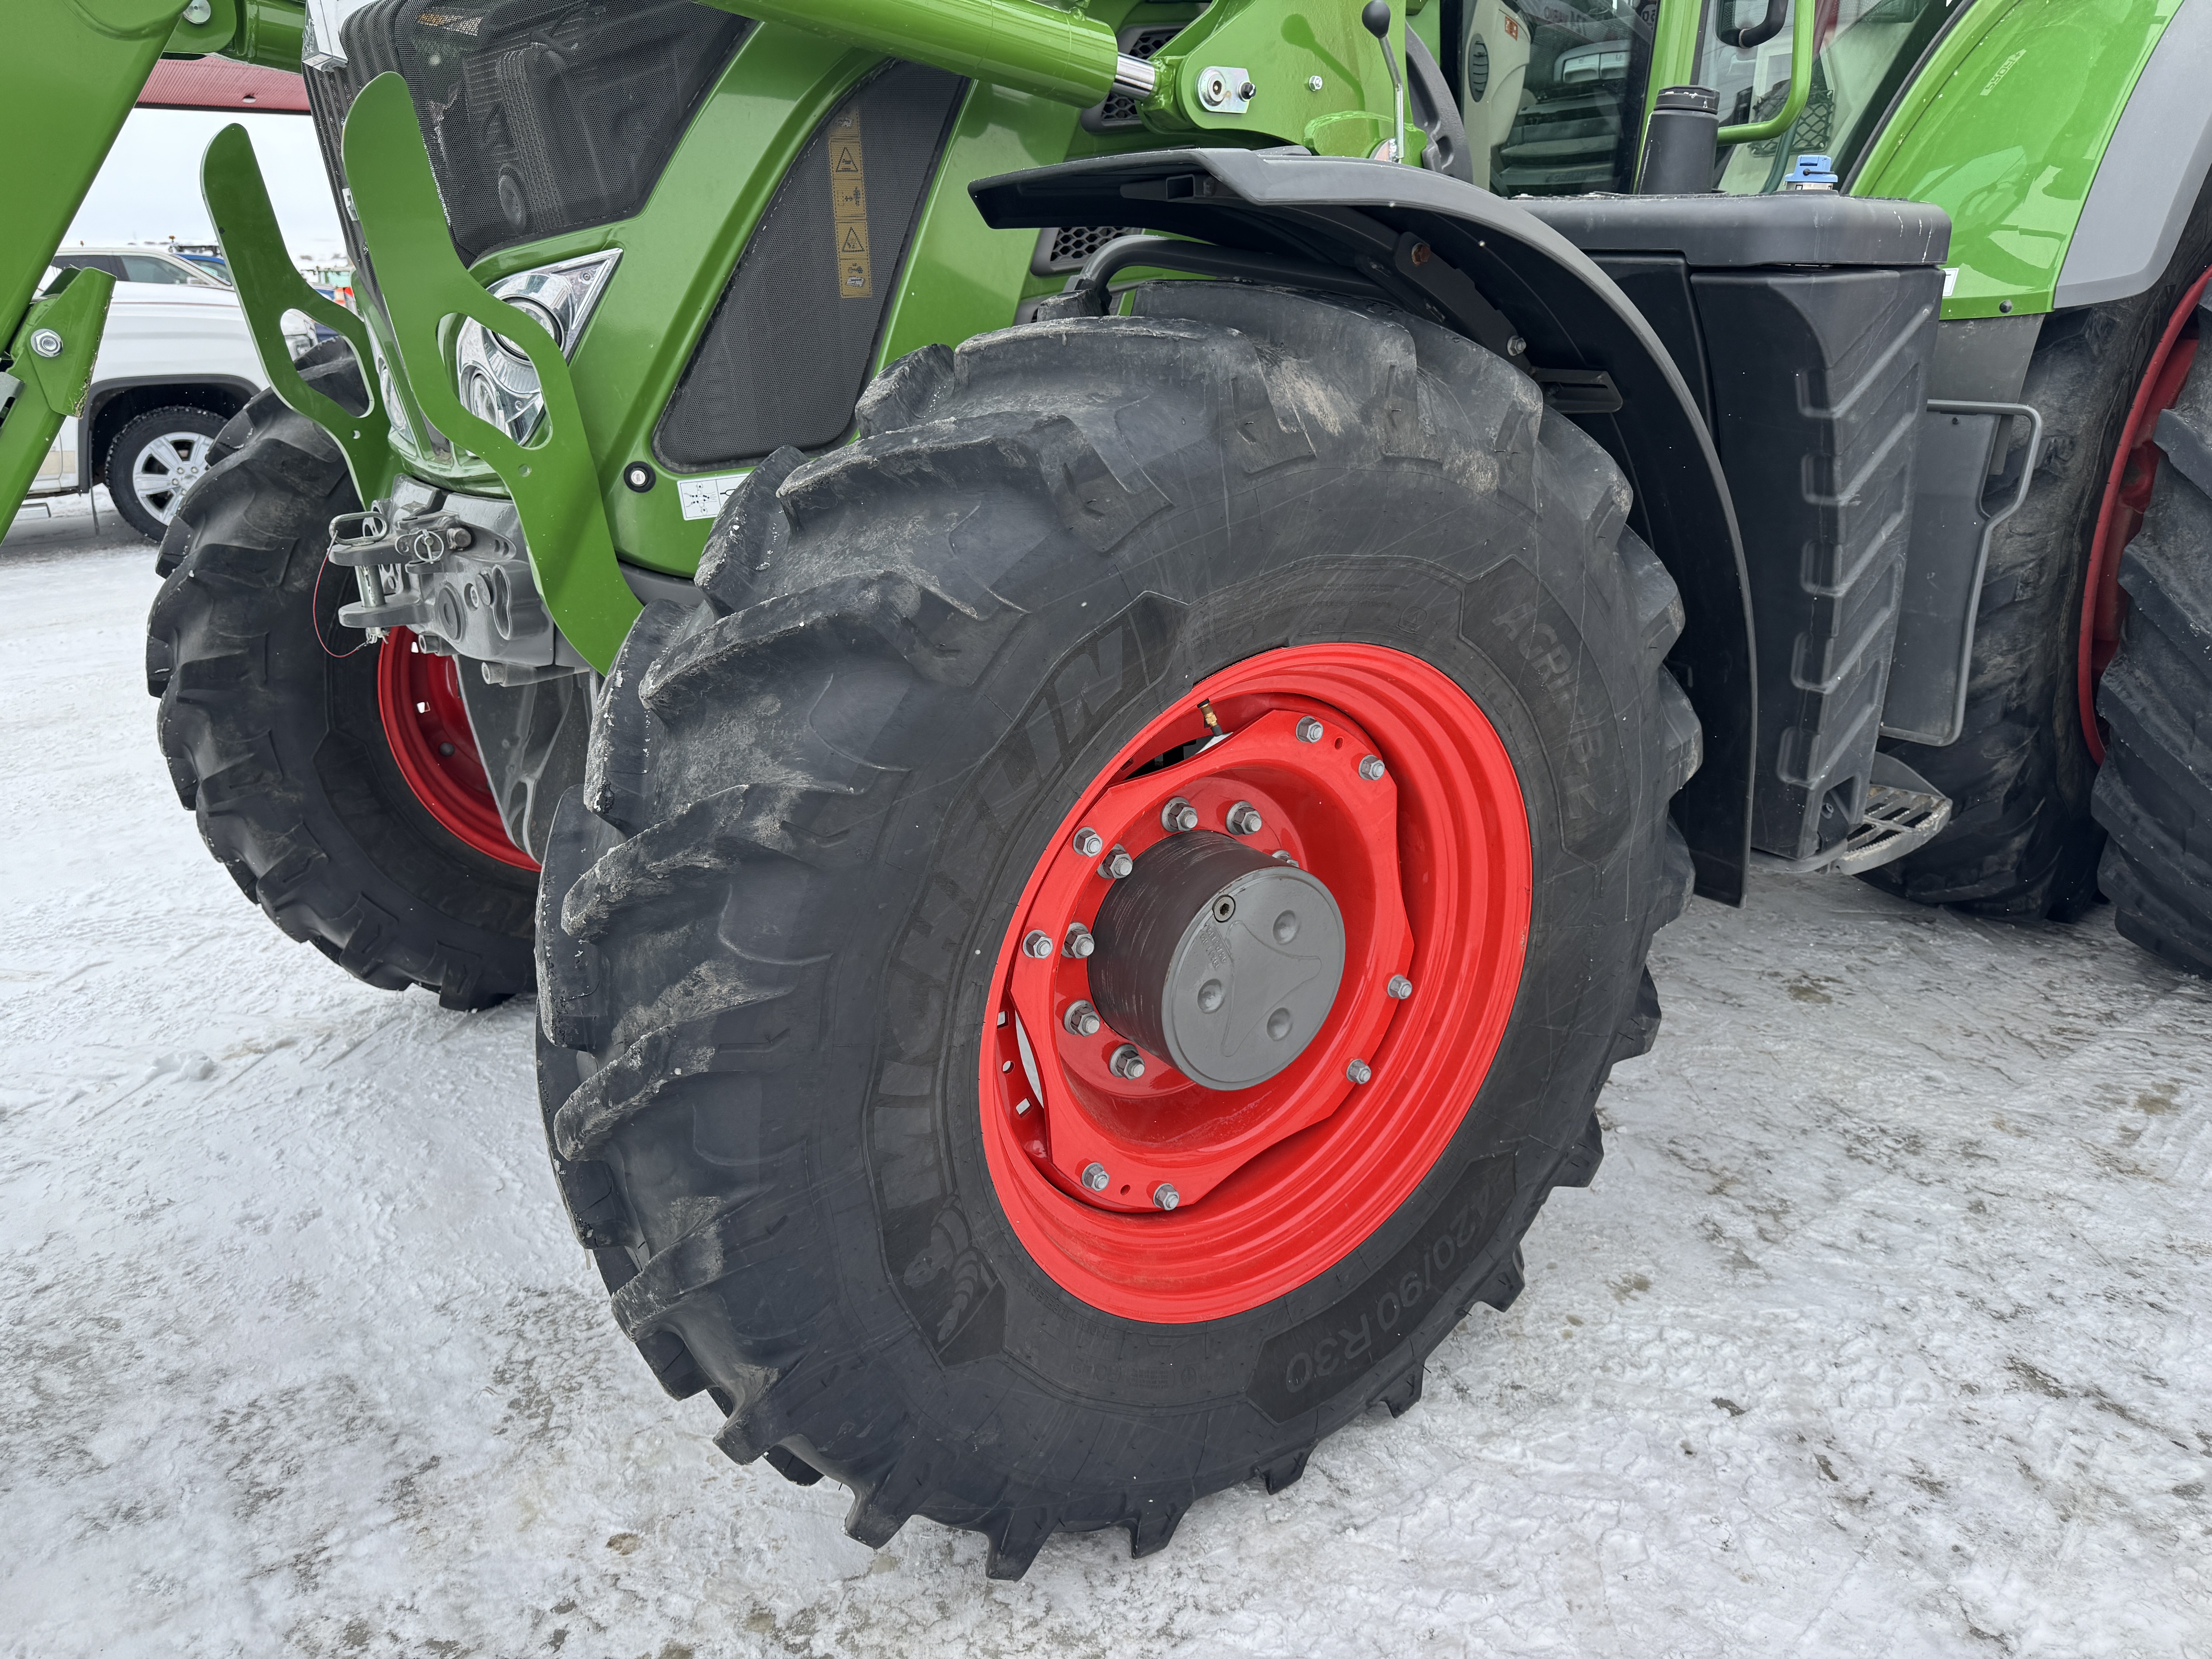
[2094,286,2212,975]
[146,343,538,1010]
[534,286,1700,1575]
[1869,192,2212,920]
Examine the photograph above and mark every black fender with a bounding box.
[971,148,1755,903]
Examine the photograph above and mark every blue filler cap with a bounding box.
[1785,153,1839,185]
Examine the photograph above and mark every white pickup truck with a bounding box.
[23,254,310,540]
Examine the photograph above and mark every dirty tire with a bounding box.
[147,343,537,1008]
[534,287,1698,1577]
[2094,290,2212,976]
[1870,194,2212,919]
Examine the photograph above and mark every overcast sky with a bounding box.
[64,108,346,258]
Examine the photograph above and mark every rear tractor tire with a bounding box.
[2094,286,2212,975]
[534,286,1701,1576]
[1870,189,2212,920]
[146,344,539,1009]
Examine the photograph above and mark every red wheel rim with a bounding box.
[2078,265,2210,763]
[977,644,1532,1323]
[374,627,539,871]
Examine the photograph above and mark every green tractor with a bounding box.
[4,0,2206,1578]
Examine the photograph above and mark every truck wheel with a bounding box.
[106,404,227,541]
[1870,192,2212,920]
[2094,286,2212,975]
[146,347,538,1009]
[534,287,1700,1575]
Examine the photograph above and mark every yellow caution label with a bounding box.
[827,105,871,300]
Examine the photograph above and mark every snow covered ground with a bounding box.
[6,505,2210,1658]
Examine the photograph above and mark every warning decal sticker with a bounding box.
[827,105,871,299]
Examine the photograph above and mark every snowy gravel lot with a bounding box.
[7,506,2211,1658]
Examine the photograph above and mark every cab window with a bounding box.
[1702,0,1956,192]
[1469,0,1660,196]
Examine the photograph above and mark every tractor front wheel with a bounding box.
[146,347,538,1008]
[534,286,1699,1575]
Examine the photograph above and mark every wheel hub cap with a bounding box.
[1091,831,1346,1091]
[977,644,1535,1322]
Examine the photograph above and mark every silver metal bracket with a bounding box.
[1881,398,2044,747]
[1196,66,1253,113]
[332,481,588,672]
[1751,753,1953,877]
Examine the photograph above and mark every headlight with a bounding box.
[453,251,620,445]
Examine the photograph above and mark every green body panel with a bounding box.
[201,124,393,501]
[701,0,1121,108]
[1851,0,2184,319]
[342,74,641,671]
[1642,1,1707,131]
[302,0,1422,641]
[0,0,182,530]
[5,0,2176,656]
[0,269,115,533]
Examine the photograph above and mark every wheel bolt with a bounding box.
[1065,999,1102,1037]
[1296,716,1324,743]
[1101,845,1134,879]
[1161,796,1199,833]
[1082,1161,1111,1192]
[1073,827,1103,857]
[1153,1183,1180,1211]
[1346,1058,1373,1084]
[1226,800,1263,835]
[1022,929,1054,958]
[1388,975,1413,1000]
[1063,923,1096,958]
[1109,1043,1146,1079]
[1358,754,1386,781]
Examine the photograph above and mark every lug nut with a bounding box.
[1161,796,1199,833]
[1082,1162,1110,1192]
[1065,1000,1103,1037]
[1388,974,1413,1000]
[1063,923,1096,959]
[1022,929,1054,958]
[1358,754,1387,781]
[1101,845,1134,879]
[1109,1043,1146,1080]
[1346,1058,1373,1085]
[1073,827,1103,857]
[1153,1183,1180,1211]
[1226,800,1263,835]
[1296,716,1324,743]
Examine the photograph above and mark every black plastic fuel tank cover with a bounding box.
[1520,192,1950,863]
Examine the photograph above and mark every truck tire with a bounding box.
[533,287,1700,1575]
[2094,289,2212,975]
[106,404,227,541]
[1869,196,2212,919]
[146,345,538,1009]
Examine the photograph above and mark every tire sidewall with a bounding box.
[815,493,1660,1475]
